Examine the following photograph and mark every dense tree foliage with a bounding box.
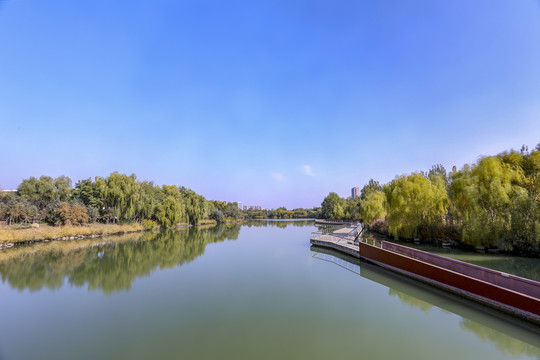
[1,172,215,228]
[1,173,316,229]
[321,192,345,219]
[360,179,383,199]
[321,144,540,254]
[155,185,185,228]
[181,187,208,226]
[0,195,39,225]
[320,192,363,221]
[384,173,448,239]
[241,207,319,220]
[359,190,386,225]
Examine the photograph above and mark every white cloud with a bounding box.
[302,165,315,177]
[271,172,285,182]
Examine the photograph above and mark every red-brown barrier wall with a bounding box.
[360,242,540,317]
[381,242,540,299]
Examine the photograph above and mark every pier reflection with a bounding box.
[311,245,540,358]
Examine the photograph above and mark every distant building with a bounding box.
[351,187,360,198]
[236,201,242,210]
[243,205,262,211]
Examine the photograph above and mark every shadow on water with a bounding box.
[310,245,540,359]
[0,224,241,293]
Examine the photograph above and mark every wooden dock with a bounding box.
[310,223,362,258]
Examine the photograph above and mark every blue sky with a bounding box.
[1,0,539,209]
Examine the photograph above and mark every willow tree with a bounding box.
[359,190,386,225]
[155,195,184,228]
[498,148,540,252]
[384,173,448,239]
[136,181,158,221]
[449,156,518,247]
[154,185,185,227]
[181,187,208,225]
[103,172,140,222]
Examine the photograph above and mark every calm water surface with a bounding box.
[1,221,539,360]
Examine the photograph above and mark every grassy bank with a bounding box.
[0,223,145,244]
[0,231,160,262]
[0,219,243,246]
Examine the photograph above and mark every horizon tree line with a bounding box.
[0,172,318,228]
[321,144,540,254]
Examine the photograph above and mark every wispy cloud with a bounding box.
[271,172,285,182]
[302,165,315,177]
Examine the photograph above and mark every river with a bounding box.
[0,221,539,360]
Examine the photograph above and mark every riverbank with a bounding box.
[0,223,188,249]
[0,223,148,249]
[0,219,247,249]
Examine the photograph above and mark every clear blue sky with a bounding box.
[1,0,539,209]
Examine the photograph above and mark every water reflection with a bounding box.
[460,319,540,358]
[388,289,435,312]
[310,246,540,359]
[0,225,241,293]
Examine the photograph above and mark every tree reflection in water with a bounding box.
[388,286,540,358]
[312,246,540,359]
[0,224,241,293]
[459,319,540,358]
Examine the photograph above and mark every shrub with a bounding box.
[142,219,158,230]
[209,209,225,223]
[71,204,89,225]
[54,202,89,226]
[86,206,100,223]
[54,202,72,225]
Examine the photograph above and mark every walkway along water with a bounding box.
[310,223,540,325]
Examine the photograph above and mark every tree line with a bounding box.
[0,172,233,228]
[0,172,319,229]
[321,144,540,254]
[242,207,320,220]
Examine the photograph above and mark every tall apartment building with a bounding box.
[351,187,360,198]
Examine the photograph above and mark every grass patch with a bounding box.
[198,219,217,226]
[0,223,144,244]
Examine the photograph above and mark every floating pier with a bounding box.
[310,223,540,325]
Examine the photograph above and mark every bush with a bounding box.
[209,209,225,223]
[71,204,89,225]
[53,202,89,226]
[142,219,158,230]
[54,202,72,225]
[86,206,100,223]
[370,219,389,236]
